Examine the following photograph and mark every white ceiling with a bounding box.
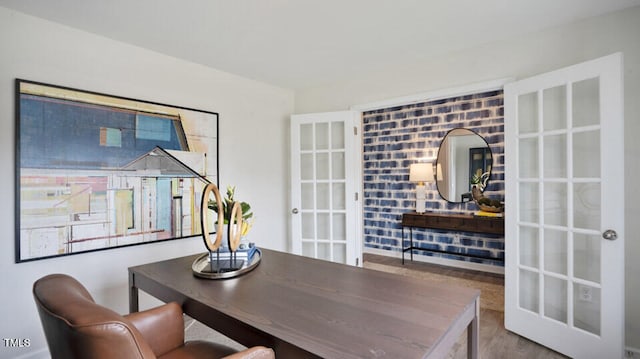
[2,0,639,90]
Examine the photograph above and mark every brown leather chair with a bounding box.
[33,273,275,359]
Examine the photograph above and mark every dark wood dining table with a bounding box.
[129,248,479,358]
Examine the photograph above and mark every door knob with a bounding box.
[291,208,299,214]
[602,229,617,241]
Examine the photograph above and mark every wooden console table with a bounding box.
[401,212,504,264]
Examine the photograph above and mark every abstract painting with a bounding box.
[15,79,218,262]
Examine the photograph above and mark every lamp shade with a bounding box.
[409,163,433,183]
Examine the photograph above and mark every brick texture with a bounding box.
[362,90,505,266]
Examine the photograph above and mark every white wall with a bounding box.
[0,7,293,359]
[296,5,640,351]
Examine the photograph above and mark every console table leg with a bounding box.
[409,227,414,262]
[401,226,405,265]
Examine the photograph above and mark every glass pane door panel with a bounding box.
[333,243,346,263]
[543,134,567,178]
[574,284,601,335]
[574,233,601,283]
[315,123,329,150]
[574,183,601,230]
[544,275,568,323]
[316,183,330,210]
[301,214,314,238]
[519,183,539,223]
[572,78,600,127]
[518,92,538,134]
[317,214,330,239]
[301,183,314,210]
[316,153,329,180]
[301,154,314,180]
[300,124,313,151]
[318,243,330,260]
[519,138,539,178]
[544,183,568,227]
[333,214,346,241]
[543,86,567,131]
[519,269,539,312]
[302,242,314,257]
[544,229,567,275]
[573,130,600,178]
[332,152,345,179]
[331,122,345,149]
[332,183,346,209]
[519,226,539,268]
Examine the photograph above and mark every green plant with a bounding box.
[208,186,254,235]
[471,171,490,189]
[471,173,481,185]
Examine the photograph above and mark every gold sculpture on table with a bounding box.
[192,183,261,279]
[471,172,504,213]
[200,183,243,252]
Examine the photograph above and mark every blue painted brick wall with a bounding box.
[362,90,505,266]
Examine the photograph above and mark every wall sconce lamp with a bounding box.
[409,162,434,214]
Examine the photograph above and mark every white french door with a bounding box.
[504,53,624,358]
[290,111,362,266]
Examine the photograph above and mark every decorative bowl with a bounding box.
[476,202,504,213]
[471,187,504,212]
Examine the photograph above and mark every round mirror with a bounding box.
[436,128,492,203]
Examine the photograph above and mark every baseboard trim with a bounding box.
[364,248,505,275]
[10,347,49,359]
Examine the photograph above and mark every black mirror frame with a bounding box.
[435,127,493,204]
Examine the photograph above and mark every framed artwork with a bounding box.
[15,79,219,262]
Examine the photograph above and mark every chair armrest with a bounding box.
[125,302,184,357]
[222,346,275,359]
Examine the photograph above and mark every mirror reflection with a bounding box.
[436,128,492,203]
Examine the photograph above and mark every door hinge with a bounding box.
[355,192,359,201]
[353,126,358,135]
[356,257,359,266]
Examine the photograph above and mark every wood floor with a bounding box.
[364,253,568,359]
